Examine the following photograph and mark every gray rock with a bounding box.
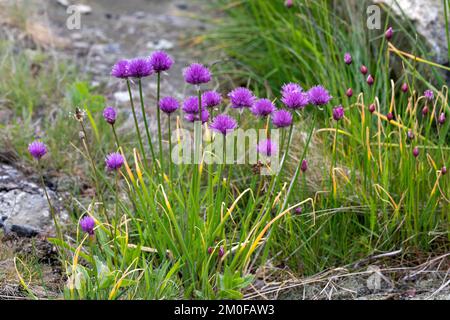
[146,39,175,51]
[0,164,67,234]
[374,0,448,63]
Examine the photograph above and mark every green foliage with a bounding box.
[208,0,449,273]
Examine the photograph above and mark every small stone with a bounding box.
[134,11,146,19]
[176,3,189,10]
[146,39,174,51]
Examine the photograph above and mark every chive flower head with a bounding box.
[149,51,173,72]
[307,85,332,106]
[28,141,48,160]
[103,106,117,125]
[127,57,153,78]
[401,83,408,93]
[282,91,309,109]
[210,114,237,135]
[281,83,303,97]
[159,96,179,114]
[202,91,222,108]
[344,53,352,65]
[111,59,130,79]
[228,87,255,109]
[80,216,95,236]
[346,88,353,97]
[360,65,368,75]
[424,90,434,101]
[105,152,124,171]
[385,27,393,40]
[183,63,211,85]
[438,112,446,125]
[251,98,276,117]
[301,159,308,172]
[272,109,293,128]
[182,96,204,114]
[332,105,345,121]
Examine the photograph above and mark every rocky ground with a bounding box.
[0,0,448,300]
[0,0,208,239]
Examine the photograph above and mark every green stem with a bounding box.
[111,125,120,149]
[38,162,63,242]
[80,121,110,228]
[113,172,119,264]
[168,114,173,183]
[156,72,164,173]
[138,78,157,167]
[281,113,317,210]
[126,79,147,166]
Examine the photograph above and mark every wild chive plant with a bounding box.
[27,46,329,299]
[24,2,449,299]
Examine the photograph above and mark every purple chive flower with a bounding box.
[127,57,153,78]
[111,59,130,79]
[272,109,293,128]
[159,96,179,114]
[182,96,204,114]
[401,83,408,93]
[28,141,48,160]
[344,53,352,65]
[183,63,211,85]
[360,65,368,75]
[442,166,447,175]
[103,106,117,125]
[407,130,415,141]
[285,0,293,8]
[202,91,222,108]
[346,88,353,98]
[367,74,374,86]
[80,216,95,236]
[387,112,394,121]
[332,105,345,121]
[301,159,308,172]
[307,85,332,106]
[257,139,277,157]
[281,83,303,97]
[295,207,303,215]
[438,112,446,125]
[385,27,393,40]
[218,246,225,258]
[228,87,255,109]
[251,98,277,117]
[424,90,434,101]
[422,106,429,116]
[105,152,124,171]
[210,114,237,135]
[412,147,420,158]
[282,91,309,109]
[207,247,213,255]
[369,104,376,114]
[185,109,209,123]
[149,51,173,72]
